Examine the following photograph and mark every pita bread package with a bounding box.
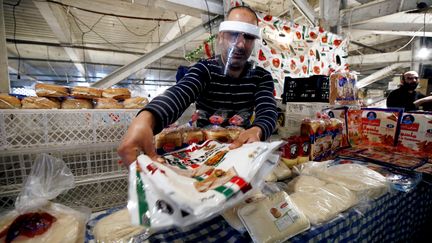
[0,154,89,243]
[128,140,283,229]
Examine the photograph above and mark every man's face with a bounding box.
[402,71,419,91]
[218,9,257,71]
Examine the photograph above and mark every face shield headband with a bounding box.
[218,21,261,39]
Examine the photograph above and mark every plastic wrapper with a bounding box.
[347,109,363,146]
[265,172,278,182]
[203,126,232,143]
[329,71,358,105]
[289,183,358,225]
[273,160,292,180]
[355,147,427,170]
[209,110,229,125]
[229,110,252,127]
[221,192,266,233]
[295,161,389,200]
[280,136,299,168]
[238,191,310,243]
[322,106,349,148]
[331,158,422,192]
[128,140,283,229]
[155,129,183,155]
[93,208,149,243]
[0,154,89,243]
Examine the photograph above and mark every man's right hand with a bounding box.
[117,111,160,167]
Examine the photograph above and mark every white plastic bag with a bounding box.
[0,154,89,243]
[128,140,283,229]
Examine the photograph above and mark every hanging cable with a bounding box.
[9,0,22,78]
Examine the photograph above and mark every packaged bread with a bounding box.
[70,86,102,99]
[93,208,148,243]
[0,93,21,109]
[0,203,87,243]
[226,126,244,141]
[123,97,148,109]
[280,136,299,168]
[61,98,93,109]
[329,71,358,105]
[102,88,131,100]
[94,98,124,109]
[182,128,204,145]
[273,161,292,180]
[360,108,402,147]
[21,97,60,109]
[155,130,183,154]
[35,83,68,98]
[290,183,358,225]
[203,127,232,143]
[238,191,310,243]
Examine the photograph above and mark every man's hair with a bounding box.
[226,5,258,25]
[401,70,419,82]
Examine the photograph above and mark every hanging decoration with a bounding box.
[185,35,216,62]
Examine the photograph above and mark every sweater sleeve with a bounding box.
[139,61,211,134]
[252,70,278,140]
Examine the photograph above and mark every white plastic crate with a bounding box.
[0,175,128,213]
[0,109,137,150]
[0,143,126,192]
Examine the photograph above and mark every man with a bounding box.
[118,6,278,166]
[386,70,431,110]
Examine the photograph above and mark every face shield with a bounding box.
[218,21,261,76]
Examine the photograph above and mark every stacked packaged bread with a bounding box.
[102,88,131,100]
[61,98,93,109]
[94,98,124,109]
[123,97,148,109]
[70,86,102,99]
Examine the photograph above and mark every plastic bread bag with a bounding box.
[128,140,283,229]
[273,160,292,180]
[209,110,229,126]
[0,154,90,243]
[330,158,422,193]
[294,161,389,201]
[289,183,358,225]
[93,208,150,243]
[221,191,267,233]
[238,191,310,243]
[228,110,253,127]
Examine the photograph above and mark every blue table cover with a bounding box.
[86,181,432,242]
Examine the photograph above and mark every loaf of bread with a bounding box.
[155,131,182,151]
[226,126,244,141]
[123,97,148,109]
[102,88,131,100]
[35,83,68,98]
[70,86,102,99]
[0,93,21,109]
[203,128,231,143]
[94,98,124,109]
[61,98,93,109]
[21,97,61,109]
[182,128,204,145]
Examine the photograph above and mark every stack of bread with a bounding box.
[0,83,149,109]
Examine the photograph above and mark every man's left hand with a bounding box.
[229,126,262,149]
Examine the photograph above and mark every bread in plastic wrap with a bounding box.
[273,160,292,180]
[93,208,148,243]
[286,175,326,193]
[238,191,310,243]
[0,203,87,243]
[290,183,358,225]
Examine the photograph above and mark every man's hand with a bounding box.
[229,126,262,149]
[414,96,432,108]
[117,111,160,167]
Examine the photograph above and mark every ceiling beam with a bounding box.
[47,0,168,19]
[155,0,223,18]
[348,50,411,65]
[340,0,432,26]
[91,16,222,88]
[292,0,318,26]
[34,1,88,78]
[356,63,409,88]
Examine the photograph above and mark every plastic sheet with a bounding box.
[0,154,89,243]
[128,140,283,229]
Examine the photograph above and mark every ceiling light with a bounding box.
[417,47,430,59]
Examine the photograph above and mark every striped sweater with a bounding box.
[142,56,278,140]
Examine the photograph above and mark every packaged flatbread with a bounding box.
[397,112,432,158]
[360,108,402,147]
[238,191,310,243]
[129,140,283,228]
